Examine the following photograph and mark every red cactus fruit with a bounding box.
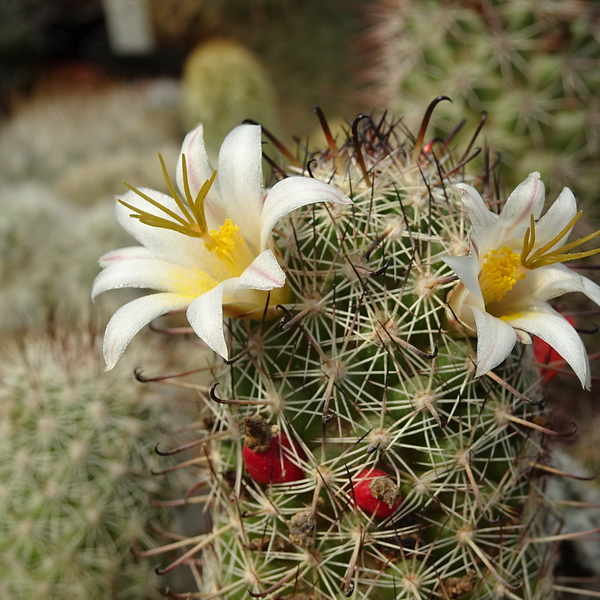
[533,316,576,382]
[352,468,402,518]
[243,431,306,484]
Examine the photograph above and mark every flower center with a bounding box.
[479,246,526,304]
[120,154,254,277]
[479,211,600,306]
[204,219,245,273]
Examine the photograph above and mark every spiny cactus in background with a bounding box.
[0,323,206,600]
[0,79,184,329]
[365,0,600,209]
[148,0,364,140]
[106,105,600,600]
[0,80,181,205]
[180,39,278,159]
[0,182,135,331]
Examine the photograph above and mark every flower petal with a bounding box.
[187,283,229,359]
[176,123,215,198]
[260,176,352,250]
[98,246,155,267]
[237,250,285,291]
[92,257,218,300]
[215,124,264,245]
[533,187,578,251]
[498,172,545,232]
[454,183,498,252]
[504,309,590,389]
[103,293,192,370]
[442,255,484,307]
[510,264,600,307]
[471,306,518,377]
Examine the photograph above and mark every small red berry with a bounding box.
[352,468,402,518]
[533,316,576,383]
[243,432,305,484]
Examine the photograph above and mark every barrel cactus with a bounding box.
[180,39,278,158]
[96,103,600,598]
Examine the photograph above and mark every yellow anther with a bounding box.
[479,246,526,305]
[205,219,243,263]
[521,211,600,269]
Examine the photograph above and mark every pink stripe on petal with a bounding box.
[236,250,286,291]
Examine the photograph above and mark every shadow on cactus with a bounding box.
[98,101,600,599]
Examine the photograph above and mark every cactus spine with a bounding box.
[144,108,572,599]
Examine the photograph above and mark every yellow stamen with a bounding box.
[204,219,243,264]
[119,154,216,239]
[521,211,600,269]
[479,246,526,304]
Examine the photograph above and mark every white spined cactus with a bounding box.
[0,322,204,600]
[99,105,600,599]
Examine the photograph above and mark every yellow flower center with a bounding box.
[478,211,600,306]
[119,154,256,279]
[204,219,244,266]
[479,246,526,304]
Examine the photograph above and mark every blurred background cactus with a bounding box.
[138,112,590,599]
[0,79,182,331]
[0,322,205,600]
[364,0,600,211]
[0,80,181,206]
[147,0,364,140]
[180,39,277,159]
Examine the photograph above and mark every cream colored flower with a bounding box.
[444,172,600,388]
[93,123,351,368]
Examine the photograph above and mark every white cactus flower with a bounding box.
[444,172,600,389]
[93,123,351,367]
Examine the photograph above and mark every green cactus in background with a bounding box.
[148,0,364,140]
[0,183,135,331]
[131,109,590,599]
[0,323,205,600]
[365,0,600,210]
[180,39,278,158]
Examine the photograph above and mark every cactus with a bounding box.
[0,79,184,329]
[0,322,205,600]
[364,0,600,209]
[0,182,137,331]
[0,80,181,206]
[113,107,600,599]
[180,39,278,159]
